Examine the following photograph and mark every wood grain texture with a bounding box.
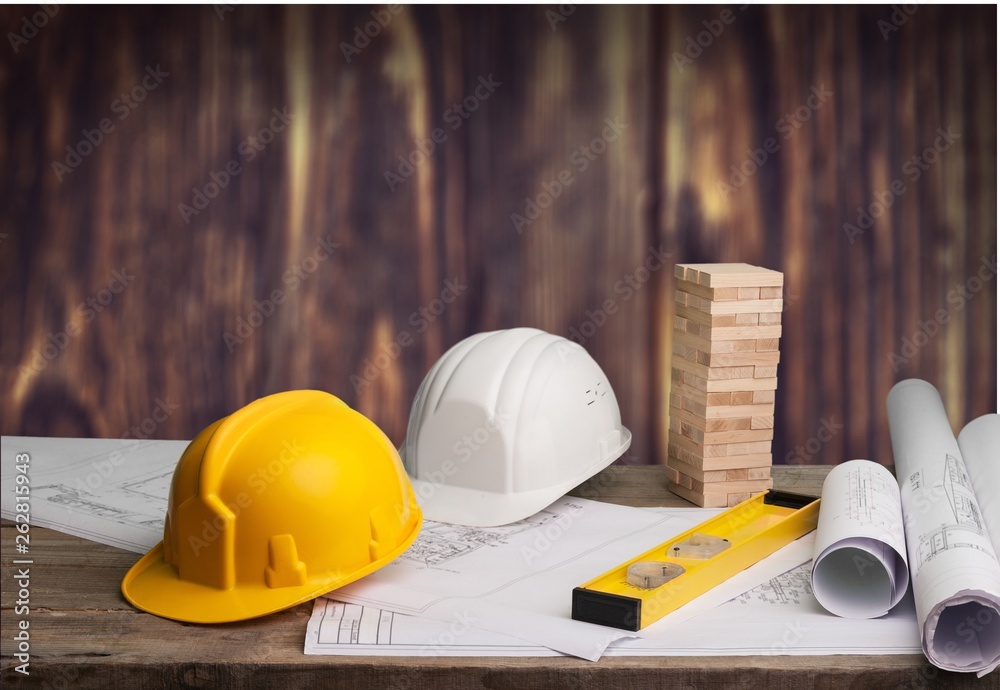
[0,6,995,469]
[0,466,983,689]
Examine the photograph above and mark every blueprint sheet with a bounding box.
[0,436,187,552]
[306,561,921,657]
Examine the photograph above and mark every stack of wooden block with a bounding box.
[667,263,784,507]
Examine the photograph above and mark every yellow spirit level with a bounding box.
[572,490,820,631]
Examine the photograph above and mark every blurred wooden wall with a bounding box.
[1,5,996,467]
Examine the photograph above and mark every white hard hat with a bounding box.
[401,328,632,526]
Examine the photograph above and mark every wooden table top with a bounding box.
[0,465,982,688]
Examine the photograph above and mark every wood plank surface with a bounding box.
[0,465,982,688]
[0,5,995,474]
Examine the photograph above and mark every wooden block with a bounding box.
[754,365,777,378]
[731,391,753,405]
[674,290,688,306]
[758,312,782,325]
[670,465,695,490]
[670,370,778,392]
[671,354,754,381]
[691,477,774,494]
[704,377,778,393]
[707,392,732,406]
[672,340,700,362]
[753,390,775,403]
[668,431,731,458]
[668,481,728,508]
[751,416,774,430]
[704,299,784,315]
[674,318,782,342]
[696,351,781,367]
[727,492,753,507]
[756,338,780,351]
[674,329,741,354]
[670,405,753,432]
[707,325,782,340]
[737,287,760,300]
[674,265,687,280]
[704,403,775,419]
[667,438,773,469]
[699,428,773,445]
[669,392,683,410]
[678,394,707,414]
[675,422,772,448]
[726,441,771,455]
[676,304,740,328]
[735,312,759,326]
[760,286,782,299]
[747,466,772,480]
[667,457,729,483]
[675,263,784,288]
[687,453,773,471]
[676,279,739,302]
[669,380,712,406]
[726,468,750,480]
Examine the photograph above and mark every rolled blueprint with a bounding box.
[959,415,1000,558]
[887,379,1000,674]
[811,460,909,618]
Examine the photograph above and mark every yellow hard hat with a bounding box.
[122,390,421,623]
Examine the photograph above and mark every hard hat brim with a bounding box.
[410,427,631,527]
[121,505,422,624]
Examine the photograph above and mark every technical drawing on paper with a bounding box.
[120,471,174,503]
[728,563,812,606]
[910,454,991,572]
[942,454,985,534]
[399,509,565,567]
[29,457,174,532]
[315,600,395,646]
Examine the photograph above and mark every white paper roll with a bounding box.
[811,459,909,618]
[887,379,1000,674]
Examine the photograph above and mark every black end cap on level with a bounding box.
[571,588,642,632]
[763,489,817,510]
